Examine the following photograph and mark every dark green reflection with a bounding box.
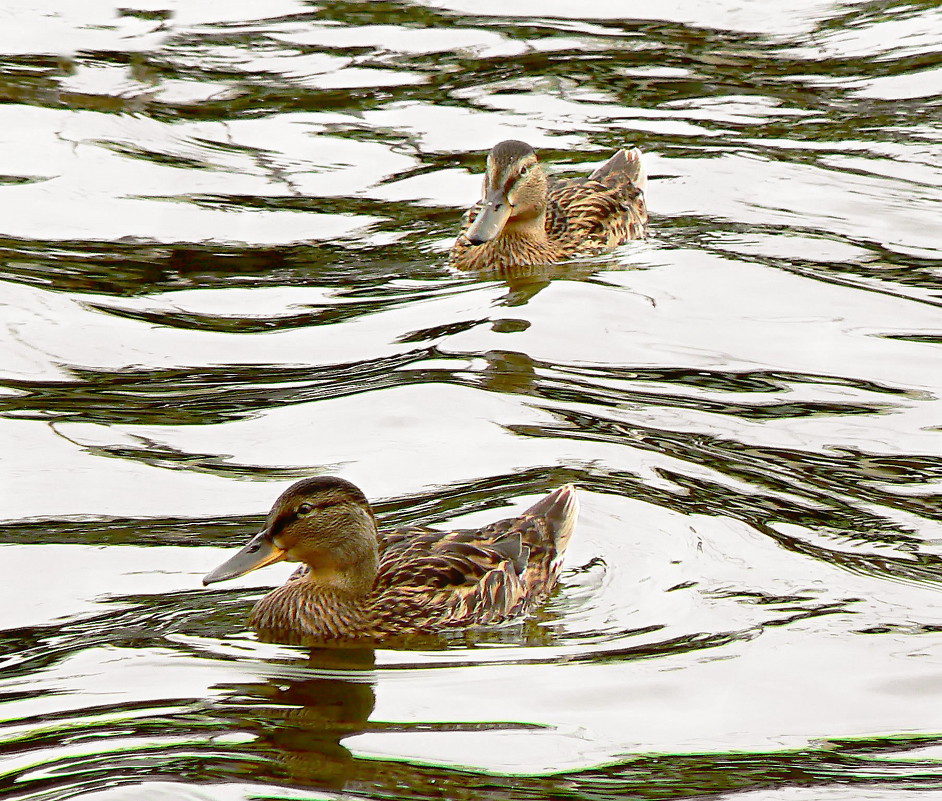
[3,648,941,801]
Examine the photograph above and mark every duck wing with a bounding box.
[547,149,647,248]
[372,526,529,628]
[370,485,578,631]
[477,483,578,604]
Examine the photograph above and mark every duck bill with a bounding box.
[466,189,512,244]
[203,530,286,586]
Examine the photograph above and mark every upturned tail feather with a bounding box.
[521,483,579,555]
[590,147,647,195]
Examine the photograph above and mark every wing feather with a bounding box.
[367,486,577,633]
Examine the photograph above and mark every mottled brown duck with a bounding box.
[450,139,647,271]
[203,476,579,644]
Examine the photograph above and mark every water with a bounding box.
[2,0,942,798]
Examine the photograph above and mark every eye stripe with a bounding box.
[292,495,351,517]
[297,500,334,515]
[499,161,535,195]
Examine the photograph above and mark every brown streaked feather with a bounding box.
[368,526,531,630]
[371,484,578,634]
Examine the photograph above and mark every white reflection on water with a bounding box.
[1,0,941,798]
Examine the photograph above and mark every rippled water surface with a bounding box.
[2,1,942,798]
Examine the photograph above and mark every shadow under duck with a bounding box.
[451,139,647,272]
[203,477,579,644]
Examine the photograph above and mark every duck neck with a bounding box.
[252,506,382,642]
[502,207,548,242]
[288,504,381,596]
[251,574,372,642]
[472,212,556,268]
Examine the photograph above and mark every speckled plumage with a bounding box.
[204,477,579,645]
[451,140,647,272]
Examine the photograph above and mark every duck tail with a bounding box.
[524,484,579,554]
[624,147,647,195]
[590,147,647,195]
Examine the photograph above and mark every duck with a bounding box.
[203,476,579,644]
[450,139,647,272]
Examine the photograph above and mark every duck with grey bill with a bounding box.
[203,529,286,585]
[450,139,647,272]
[201,476,579,643]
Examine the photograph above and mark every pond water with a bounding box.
[2,1,942,799]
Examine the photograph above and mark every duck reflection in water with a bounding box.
[451,139,647,273]
[219,646,375,788]
[203,476,578,645]
[225,645,551,791]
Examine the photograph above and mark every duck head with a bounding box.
[203,476,380,595]
[466,140,549,244]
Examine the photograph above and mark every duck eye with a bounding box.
[297,503,313,516]
[519,165,529,177]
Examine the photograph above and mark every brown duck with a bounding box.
[450,139,647,271]
[203,477,579,644]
